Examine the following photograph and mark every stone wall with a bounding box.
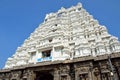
[0,55,120,80]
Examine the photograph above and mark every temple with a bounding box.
[0,3,120,80]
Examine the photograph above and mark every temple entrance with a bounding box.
[35,71,53,80]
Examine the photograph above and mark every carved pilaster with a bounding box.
[10,71,22,80]
[23,70,35,80]
[79,67,89,80]
[60,65,71,80]
[88,62,94,80]
[99,61,110,80]
[74,66,79,80]
[22,70,28,79]
[114,61,120,80]
[0,73,10,80]
[94,67,101,80]
[117,66,120,79]
[54,68,60,80]
[74,62,90,80]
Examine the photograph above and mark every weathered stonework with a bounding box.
[0,54,120,80]
[0,2,120,80]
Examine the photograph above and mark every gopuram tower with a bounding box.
[0,3,120,80]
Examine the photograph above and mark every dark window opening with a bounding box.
[55,24,57,26]
[99,32,101,35]
[45,19,47,21]
[49,39,53,42]
[31,52,36,59]
[61,75,67,80]
[57,12,64,17]
[78,8,81,11]
[42,50,51,58]
[35,71,53,80]
[52,29,57,32]
[23,79,27,80]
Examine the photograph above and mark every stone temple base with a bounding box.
[0,53,120,80]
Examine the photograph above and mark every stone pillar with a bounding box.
[60,65,71,80]
[39,51,42,58]
[23,70,35,80]
[10,71,22,80]
[112,65,119,80]
[27,70,36,80]
[36,50,42,62]
[52,46,55,61]
[117,66,120,79]
[89,63,94,80]
[114,61,120,80]
[93,66,102,80]
[75,68,79,80]
[54,68,60,80]
[34,50,38,64]
[114,72,119,80]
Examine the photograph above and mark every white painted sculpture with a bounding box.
[4,3,120,69]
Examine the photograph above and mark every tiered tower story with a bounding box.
[4,3,120,69]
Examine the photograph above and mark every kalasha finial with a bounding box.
[77,2,82,7]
